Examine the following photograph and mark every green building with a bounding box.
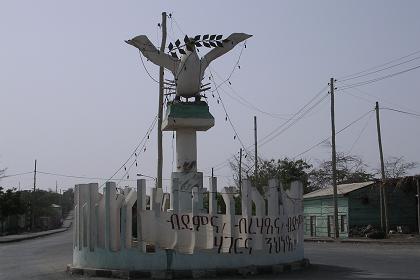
[303,181,418,238]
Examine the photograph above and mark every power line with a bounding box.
[209,66,294,120]
[208,68,252,158]
[338,48,420,80]
[293,109,374,158]
[138,51,160,83]
[209,43,246,94]
[340,86,420,116]
[202,84,329,173]
[381,107,420,119]
[37,171,111,181]
[256,85,328,147]
[100,115,158,189]
[0,171,33,179]
[347,113,374,154]
[258,92,330,148]
[338,64,420,90]
[338,55,420,82]
[37,170,171,182]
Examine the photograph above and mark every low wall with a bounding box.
[72,177,304,271]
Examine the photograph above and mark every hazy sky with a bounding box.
[1,0,420,193]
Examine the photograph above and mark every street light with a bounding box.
[137,173,157,187]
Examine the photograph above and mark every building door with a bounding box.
[327,215,335,237]
[310,216,316,237]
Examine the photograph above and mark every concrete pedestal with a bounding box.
[162,101,214,212]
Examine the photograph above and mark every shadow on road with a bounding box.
[208,264,414,280]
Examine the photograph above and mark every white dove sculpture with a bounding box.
[126,33,252,101]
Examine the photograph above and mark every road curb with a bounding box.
[304,238,420,245]
[67,258,310,279]
[0,217,72,244]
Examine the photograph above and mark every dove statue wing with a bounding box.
[126,35,180,75]
[200,33,252,76]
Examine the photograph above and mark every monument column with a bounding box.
[176,129,197,172]
[163,101,214,212]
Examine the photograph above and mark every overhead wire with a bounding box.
[258,92,330,148]
[380,107,420,119]
[208,68,251,158]
[0,171,33,179]
[209,66,294,120]
[340,86,420,116]
[338,55,420,82]
[292,109,374,159]
[37,171,113,181]
[338,64,420,90]
[99,115,158,189]
[202,84,329,174]
[138,51,160,84]
[337,48,420,80]
[116,123,155,186]
[347,113,374,154]
[256,85,328,146]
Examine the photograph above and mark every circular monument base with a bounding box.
[67,258,310,279]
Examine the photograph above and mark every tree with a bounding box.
[381,156,418,179]
[61,188,74,214]
[0,187,24,233]
[309,152,375,191]
[230,156,312,194]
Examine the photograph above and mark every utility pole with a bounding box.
[254,116,258,180]
[416,177,420,234]
[56,181,58,193]
[157,12,167,189]
[239,148,243,193]
[330,78,339,239]
[375,101,389,236]
[31,159,37,231]
[33,159,37,192]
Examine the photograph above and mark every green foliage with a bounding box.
[251,158,312,194]
[61,188,74,214]
[230,156,312,194]
[0,186,74,233]
[0,187,24,222]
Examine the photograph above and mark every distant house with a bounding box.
[303,180,418,238]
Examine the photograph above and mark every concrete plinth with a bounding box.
[170,172,204,213]
[162,101,214,132]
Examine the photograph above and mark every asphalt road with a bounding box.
[0,229,419,280]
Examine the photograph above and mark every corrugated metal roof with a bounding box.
[303,181,375,199]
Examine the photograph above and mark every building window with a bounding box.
[340,215,347,233]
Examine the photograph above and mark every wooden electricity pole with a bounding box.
[239,148,243,193]
[254,116,258,179]
[416,177,420,234]
[330,78,339,239]
[31,159,37,230]
[157,12,167,189]
[33,159,37,192]
[375,101,389,236]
